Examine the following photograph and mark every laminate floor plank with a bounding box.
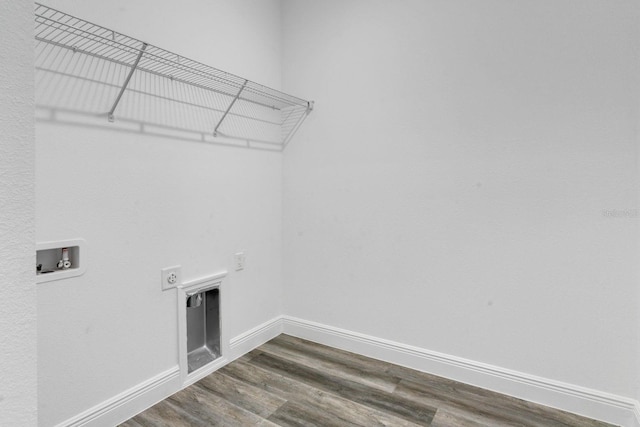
[123,399,206,427]
[118,417,145,427]
[167,382,280,426]
[396,380,538,427]
[196,371,287,418]
[430,407,497,427]
[220,356,322,401]
[394,375,611,427]
[258,340,397,393]
[270,334,594,425]
[120,334,617,427]
[262,335,399,393]
[249,351,437,425]
[222,359,424,427]
[386,359,613,427]
[267,400,361,427]
[272,334,396,374]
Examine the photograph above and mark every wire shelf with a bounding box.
[34,3,312,150]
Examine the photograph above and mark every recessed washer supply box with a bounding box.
[36,239,86,283]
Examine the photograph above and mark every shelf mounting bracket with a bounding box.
[213,79,248,137]
[108,42,148,122]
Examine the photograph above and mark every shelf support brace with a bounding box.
[108,42,148,122]
[213,80,248,137]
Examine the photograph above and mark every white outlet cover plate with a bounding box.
[234,252,245,271]
[161,265,182,291]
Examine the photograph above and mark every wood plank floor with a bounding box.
[120,334,616,426]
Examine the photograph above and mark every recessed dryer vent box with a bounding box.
[36,239,86,283]
[178,271,228,386]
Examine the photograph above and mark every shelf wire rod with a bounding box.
[36,15,141,59]
[85,35,120,58]
[77,31,123,58]
[36,16,86,46]
[133,55,280,109]
[174,57,246,86]
[72,20,97,46]
[41,15,74,43]
[36,30,137,66]
[140,49,243,88]
[38,30,283,112]
[148,53,244,87]
[35,21,71,47]
[108,42,148,122]
[145,59,175,78]
[214,80,247,137]
[36,34,139,75]
[37,18,290,108]
[241,88,306,109]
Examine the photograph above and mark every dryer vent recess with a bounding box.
[186,287,220,374]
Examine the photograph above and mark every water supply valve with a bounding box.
[57,247,72,270]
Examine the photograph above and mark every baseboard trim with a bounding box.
[55,366,181,427]
[54,317,283,427]
[282,316,638,427]
[230,315,283,360]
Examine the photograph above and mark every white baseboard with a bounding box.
[282,316,639,427]
[54,315,283,427]
[229,316,283,360]
[55,366,181,427]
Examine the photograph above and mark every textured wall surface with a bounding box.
[36,1,283,424]
[282,0,640,399]
[0,0,37,426]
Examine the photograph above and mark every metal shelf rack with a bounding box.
[34,3,313,150]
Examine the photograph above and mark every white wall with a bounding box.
[0,1,37,426]
[283,0,640,401]
[36,1,283,425]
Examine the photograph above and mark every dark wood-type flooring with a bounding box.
[121,334,615,426]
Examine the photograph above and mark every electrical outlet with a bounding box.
[234,252,245,271]
[161,265,182,291]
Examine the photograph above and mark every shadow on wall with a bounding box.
[35,106,282,152]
